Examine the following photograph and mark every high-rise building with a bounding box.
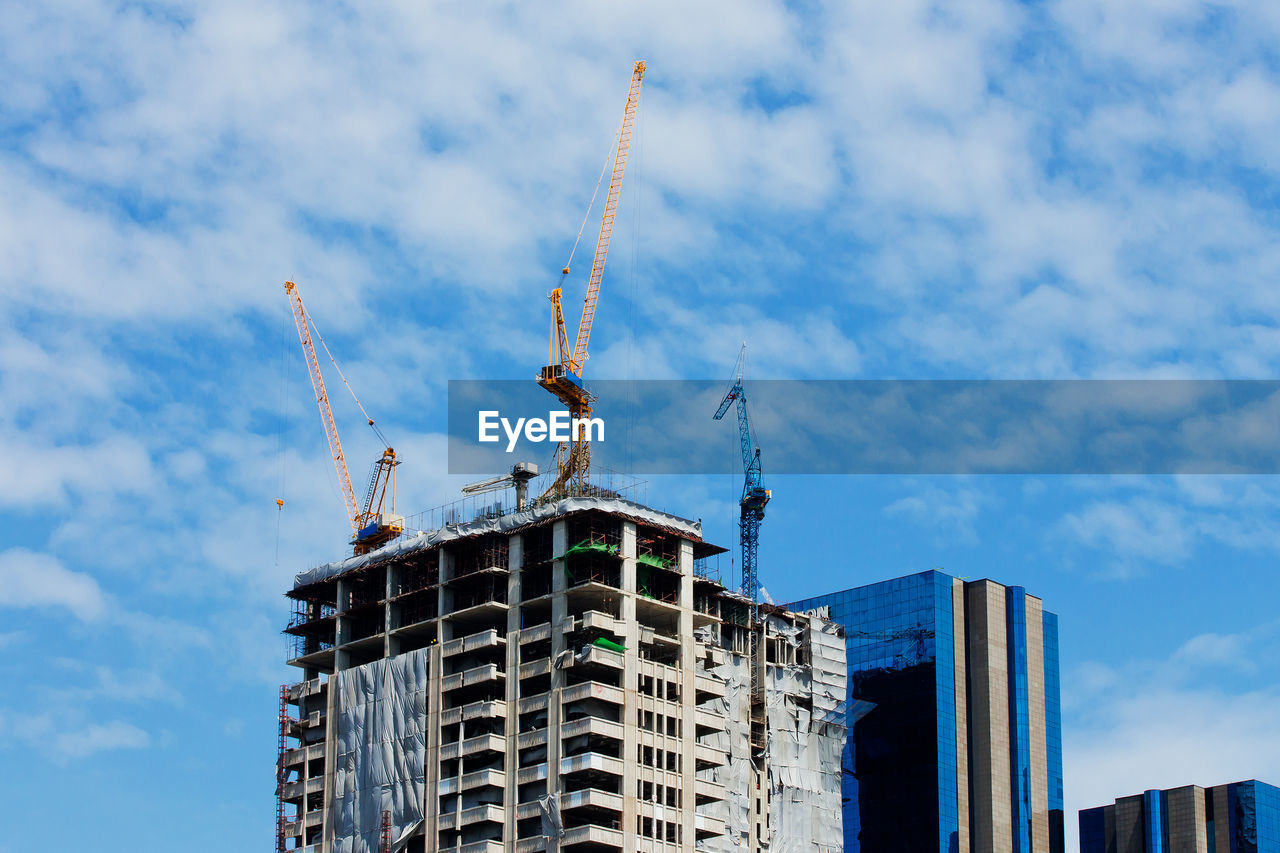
[276,495,846,853]
[1079,780,1280,853]
[791,570,1065,853]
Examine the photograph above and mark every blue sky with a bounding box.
[3,1,1280,850]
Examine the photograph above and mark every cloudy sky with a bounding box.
[3,1,1280,850]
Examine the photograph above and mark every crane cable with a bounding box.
[624,87,644,475]
[305,311,390,449]
[560,110,628,279]
[275,306,291,569]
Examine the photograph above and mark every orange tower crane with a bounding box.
[538,60,645,497]
[284,281,403,554]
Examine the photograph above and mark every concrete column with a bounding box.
[620,521,639,851]
[319,668,339,853]
[678,538,696,853]
[1026,596,1050,852]
[424,642,443,850]
[967,580,1012,853]
[439,548,454,642]
[548,519,568,853]
[1211,786,1230,853]
[504,532,523,852]
[385,563,397,658]
[1114,795,1145,853]
[1165,786,1207,853]
[334,578,350,672]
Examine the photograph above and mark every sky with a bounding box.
[2,0,1280,850]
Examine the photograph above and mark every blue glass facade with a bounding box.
[1250,780,1280,851]
[1143,789,1164,852]
[1008,589,1033,853]
[793,572,956,851]
[792,570,1063,853]
[1078,807,1106,853]
[1044,611,1064,849]
[1079,780,1280,853]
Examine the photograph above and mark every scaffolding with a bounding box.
[394,550,440,596]
[636,523,680,567]
[275,685,295,853]
[565,511,622,551]
[451,534,510,578]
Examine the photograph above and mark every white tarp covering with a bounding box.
[329,649,428,853]
[694,628,751,852]
[296,496,701,587]
[766,613,848,853]
[693,615,846,853]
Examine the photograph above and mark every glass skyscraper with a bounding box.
[791,570,1064,853]
[1079,779,1280,853]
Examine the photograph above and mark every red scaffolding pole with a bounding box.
[276,685,295,852]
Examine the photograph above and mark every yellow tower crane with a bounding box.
[284,281,403,555]
[538,59,645,497]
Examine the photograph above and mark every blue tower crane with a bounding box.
[713,344,771,611]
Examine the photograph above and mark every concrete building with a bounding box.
[277,494,846,853]
[791,570,1065,853]
[1079,780,1280,853]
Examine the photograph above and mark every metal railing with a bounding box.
[390,467,648,546]
[287,601,337,630]
[693,555,723,583]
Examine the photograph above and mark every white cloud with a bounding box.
[1055,479,1280,576]
[3,2,1280,846]
[0,710,150,763]
[883,482,991,545]
[0,433,155,511]
[0,548,106,621]
[1057,498,1193,574]
[1067,684,1280,822]
[1066,624,1280,848]
[51,720,151,761]
[1173,631,1255,672]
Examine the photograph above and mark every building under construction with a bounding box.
[276,493,846,853]
[275,55,844,853]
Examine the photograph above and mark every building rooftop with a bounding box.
[294,493,727,590]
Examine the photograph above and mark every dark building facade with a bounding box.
[1079,780,1280,853]
[792,570,1064,853]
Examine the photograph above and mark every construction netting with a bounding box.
[329,649,428,853]
[765,612,848,853]
[693,626,752,852]
[693,612,847,853]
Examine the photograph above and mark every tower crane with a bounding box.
[538,60,645,497]
[462,462,539,511]
[714,344,771,611]
[284,281,403,555]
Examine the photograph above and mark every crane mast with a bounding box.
[539,60,645,497]
[572,61,644,373]
[714,343,771,765]
[713,344,771,611]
